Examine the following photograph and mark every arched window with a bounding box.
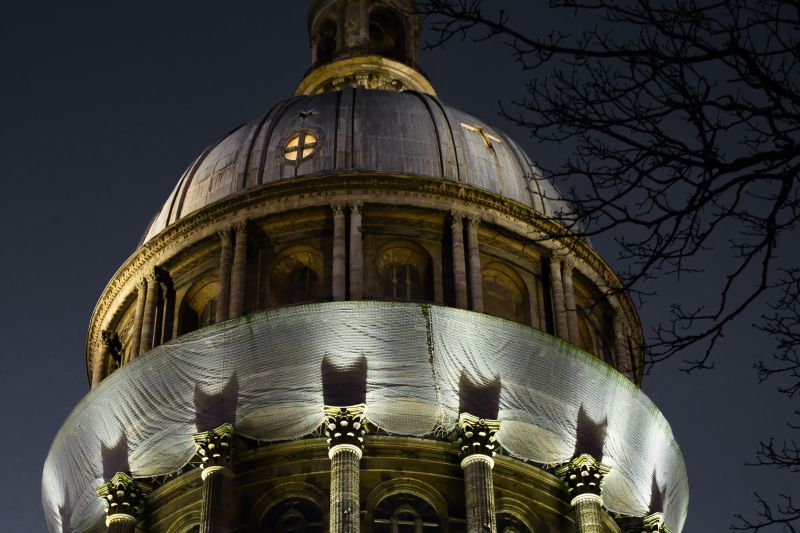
[496,514,533,533]
[374,494,440,532]
[269,247,323,308]
[176,278,219,336]
[368,7,407,61]
[481,264,529,325]
[376,244,433,302]
[260,498,324,533]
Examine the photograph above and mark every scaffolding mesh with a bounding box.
[42,301,688,532]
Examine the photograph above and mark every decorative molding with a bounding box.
[193,423,235,473]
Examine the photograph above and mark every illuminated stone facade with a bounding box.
[43,1,687,532]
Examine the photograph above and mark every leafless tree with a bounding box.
[419,0,800,529]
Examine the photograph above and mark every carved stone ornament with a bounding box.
[554,453,612,498]
[616,512,672,533]
[323,404,367,450]
[95,472,149,518]
[454,413,501,458]
[193,423,235,471]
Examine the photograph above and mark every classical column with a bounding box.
[466,216,484,312]
[454,413,500,533]
[332,203,346,301]
[229,221,248,318]
[349,202,364,300]
[129,278,147,359]
[194,423,235,533]
[92,331,117,388]
[562,260,580,344]
[554,454,612,533]
[451,212,468,309]
[96,472,148,533]
[139,272,159,354]
[549,258,569,339]
[216,229,233,323]
[325,405,366,533]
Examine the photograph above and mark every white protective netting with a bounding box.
[42,301,688,532]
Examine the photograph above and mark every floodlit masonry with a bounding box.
[43,1,687,532]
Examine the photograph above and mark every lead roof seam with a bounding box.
[411,91,445,178]
[257,97,302,186]
[171,145,215,225]
[240,103,280,191]
[431,98,461,182]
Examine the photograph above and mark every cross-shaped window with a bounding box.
[283,131,318,162]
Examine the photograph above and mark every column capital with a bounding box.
[350,201,363,213]
[453,412,501,460]
[324,404,367,451]
[554,453,611,500]
[96,472,149,521]
[466,214,481,226]
[233,220,248,234]
[617,512,671,533]
[136,277,148,290]
[217,228,232,241]
[193,423,235,472]
[450,209,465,223]
[331,201,345,216]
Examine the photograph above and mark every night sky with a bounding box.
[1,2,796,531]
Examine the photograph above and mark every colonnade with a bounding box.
[92,204,636,386]
[96,416,670,533]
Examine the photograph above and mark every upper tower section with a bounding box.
[296,0,436,95]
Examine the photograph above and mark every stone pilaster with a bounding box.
[129,278,147,359]
[229,221,248,318]
[451,211,468,309]
[325,405,366,533]
[466,216,484,312]
[332,203,346,301]
[562,260,580,344]
[554,454,612,533]
[454,413,500,533]
[139,272,159,354]
[216,229,233,323]
[349,202,364,300]
[194,423,235,533]
[549,258,569,340]
[96,472,148,533]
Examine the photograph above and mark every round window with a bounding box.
[283,131,318,162]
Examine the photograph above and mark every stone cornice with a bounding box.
[86,173,643,384]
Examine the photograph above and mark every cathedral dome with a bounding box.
[142,88,571,243]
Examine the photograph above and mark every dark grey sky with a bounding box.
[1,1,795,531]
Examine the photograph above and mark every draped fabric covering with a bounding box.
[42,302,688,532]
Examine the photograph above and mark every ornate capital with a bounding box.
[453,413,501,459]
[217,228,231,242]
[554,453,611,500]
[617,513,671,533]
[233,220,248,234]
[331,202,344,216]
[324,404,366,450]
[96,472,149,519]
[467,214,481,227]
[193,423,235,471]
[350,201,363,214]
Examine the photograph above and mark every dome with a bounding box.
[142,88,571,243]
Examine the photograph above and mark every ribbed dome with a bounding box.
[142,87,571,243]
